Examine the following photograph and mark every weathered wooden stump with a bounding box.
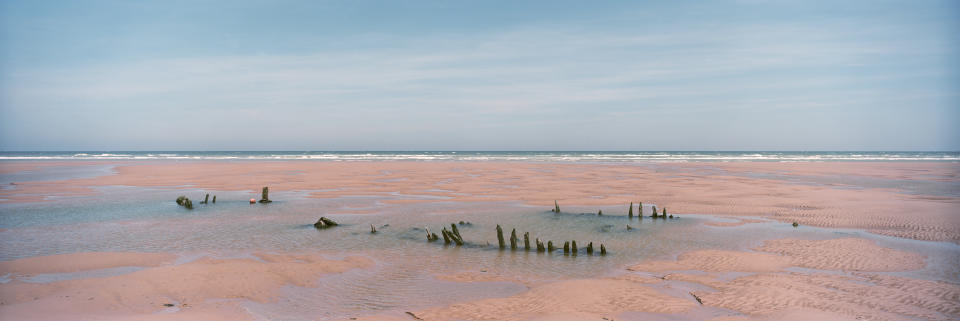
[554,200,560,213]
[536,238,545,252]
[587,242,594,255]
[628,202,634,218]
[547,241,555,252]
[563,241,570,254]
[598,210,603,216]
[651,205,658,218]
[510,229,518,250]
[662,207,667,219]
[638,202,643,219]
[202,194,209,204]
[441,229,451,244]
[259,187,272,203]
[313,217,338,229]
[524,232,530,251]
[496,225,505,249]
[600,244,607,255]
[212,195,216,204]
[370,224,377,234]
[626,224,633,230]
[571,240,578,255]
[176,196,186,205]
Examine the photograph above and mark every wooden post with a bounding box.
[571,240,578,255]
[600,244,607,255]
[587,242,594,255]
[662,207,667,219]
[426,227,433,241]
[510,229,517,250]
[639,202,643,219]
[441,228,451,244]
[203,194,209,204]
[563,241,570,254]
[536,238,545,252]
[184,198,193,209]
[451,224,462,240]
[554,200,560,213]
[629,202,633,218]
[259,187,272,203]
[652,205,658,218]
[496,225,505,250]
[212,195,216,204]
[176,196,186,205]
[370,224,377,234]
[547,241,555,252]
[626,224,633,230]
[447,224,464,245]
[598,210,603,216]
[524,232,530,251]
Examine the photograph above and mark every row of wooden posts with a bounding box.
[496,224,606,255]
[174,193,216,209]
[554,201,675,219]
[174,186,273,210]
[625,201,675,219]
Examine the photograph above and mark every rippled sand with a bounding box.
[0,161,957,320]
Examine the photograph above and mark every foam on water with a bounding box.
[1,151,958,162]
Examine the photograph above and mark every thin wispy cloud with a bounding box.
[0,0,957,150]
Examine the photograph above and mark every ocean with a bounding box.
[1,151,957,162]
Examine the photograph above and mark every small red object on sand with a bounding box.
[249,198,256,204]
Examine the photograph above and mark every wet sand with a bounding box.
[0,161,957,320]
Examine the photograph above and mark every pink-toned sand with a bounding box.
[0,252,371,321]
[1,161,957,320]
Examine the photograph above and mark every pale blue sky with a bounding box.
[1,0,957,151]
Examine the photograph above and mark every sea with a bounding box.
[0,151,957,162]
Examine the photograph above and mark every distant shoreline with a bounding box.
[1,151,958,162]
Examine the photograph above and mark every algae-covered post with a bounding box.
[628,202,633,218]
[510,229,518,250]
[259,187,272,203]
[524,232,530,251]
[451,223,462,240]
[600,244,607,255]
[203,194,209,204]
[554,200,560,213]
[212,195,216,204]
[638,202,643,218]
[184,198,193,209]
[496,225,505,249]
[563,241,570,254]
[441,228,451,244]
[547,241,555,252]
[571,240,578,255]
[447,224,464,245]
[586,242,594,255]
[598,210,603,216]
[626,224,633,230]
[651,205,658,218]
[662,207,667,219]
[535,238,545,252]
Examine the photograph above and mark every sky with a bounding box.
[0,0,957,151]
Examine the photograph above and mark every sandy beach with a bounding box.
[0,160,958,320]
